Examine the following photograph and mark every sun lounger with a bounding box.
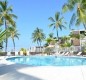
[26,50,30,55]
[60,52,65,56]
[65,52,69,56]
[76,52,82,56]
[20,51,23,56]
[55,51,61,56]
[15,51,19,56]
[7,51,11,56]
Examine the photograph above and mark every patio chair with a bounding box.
[20,51,23,56]
[60,52,65,56]
[55,51,61,56]
[76,52,82,56]
[7,51,11,56]
[26,50,30,56]
[15,51,19,56]
[64,52,70,56]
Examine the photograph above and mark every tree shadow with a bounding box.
[0,64,42,80]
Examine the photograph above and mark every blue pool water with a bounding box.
[6,56,86,66]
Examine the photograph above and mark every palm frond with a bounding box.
[53,26,56,30]
[9,14,17,19]
[59,25,62,30]
[75,18,81,26]
[7,6,13,12]
[48,17,55,22]
[69,13,76,29]
[62,0,76,13]
[49,23,55,27]
[55,12,60,21]
[5,14,16,27]
[0,30,7,43]
[61,25,67,29]
[62,4,69,13]
[14,35,19,40]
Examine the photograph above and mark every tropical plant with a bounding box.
[48,12,66,39]
[80,34,85,40]
[48,33,54,38]
[20,48,27,56]
[44,43,49,47]
[45,38,53,45]
[60,36,71,48]
[60,42,72,48]
[62,0,86,29]
[32,27,45,47]
[0,0,17,52]
[0,28,9,51]
[61,36,70,43]
[45,33,57,47]
[44,47,54,55]
[0,29,7,43]
[81,42,86,55]
[45,37,57,45]
[69,32,80,39]
[8,27,20,51]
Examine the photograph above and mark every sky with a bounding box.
[5,0,84,51]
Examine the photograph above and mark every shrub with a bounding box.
[20,48,27,56]
[44,47,54,55]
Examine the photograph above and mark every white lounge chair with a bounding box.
[60,52,65,56]
[77,52,82,56]
[55,51,61,56]
[7,51,11,56]
[65,52,69,56]
[20,51,23,56]
[26,50,30,56]
[15,51,19,56]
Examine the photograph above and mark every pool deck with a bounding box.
[0,56,86,80]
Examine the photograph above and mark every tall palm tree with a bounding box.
[0,0,17,52]
[8,27,20,51]
[32,27,45,47]
[62,0,86,29]
[48,12,66,39]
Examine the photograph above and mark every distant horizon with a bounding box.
[2,0,85,51]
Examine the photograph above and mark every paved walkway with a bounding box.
[0,57,86,80]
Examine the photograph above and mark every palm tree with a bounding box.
[48,12,66,39]
[45,33,57,46]
[32,27,45,47]
[62,0,86,29]
[0,0,17,52]
[8,27,20,51]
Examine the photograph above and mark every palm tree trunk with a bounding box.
[56,30,59,39]
[39,41,41,53]
[83,23,86,30]
[5,20,8,52]
[37,40,39,47]
[38,41,40,53]
[12,38,15,51]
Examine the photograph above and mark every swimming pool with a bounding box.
[6,56,86,66]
